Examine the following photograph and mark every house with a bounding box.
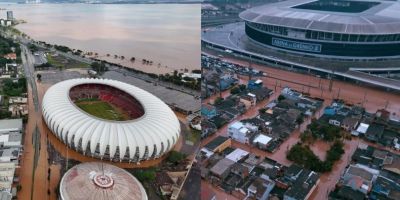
[283,169,320,200]
[247,176,275,200]
[324,106,336,115]
[328,114,345,127]
[341,117,359,131]
[365,124,385,142]
[252,134,272,150]
[204,136,231,153]
[342,165,376,194]
[247,79,263,90]
[231,163,249,179]
[336,186,366,200]
[352,123,369,136]
[228,122,253,144]
[370,176,400,200]
[201,104,217,119]
[0,119,23,134]
[210,158,235,180]
[240,93,256,109]
[281,87,302,100]
[3,53,16,60]
[226,148,249,163]
[250,87,273,102]
[155,172,177,196]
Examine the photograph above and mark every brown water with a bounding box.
[4,3,200,74]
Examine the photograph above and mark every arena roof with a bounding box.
[239,0,400,34]
[42,78,180,162]
[60,162,147,200]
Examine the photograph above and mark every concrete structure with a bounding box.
[204,136,231,153]
[0,162,16,199]
[228,121,252,144]
[6,11,13,21]
[59,162,147,200]
[253,134,272,149]
[42,78,180,162]
[226,148,249,163]
[240,0,400,59]
[0,119,23,134]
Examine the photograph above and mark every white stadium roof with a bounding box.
[60,162,147,200]
[239,0,400,34]
[42,78,180,162]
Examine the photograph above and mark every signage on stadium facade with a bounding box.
[272,38,322,53]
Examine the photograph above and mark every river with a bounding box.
[2,3,200,74]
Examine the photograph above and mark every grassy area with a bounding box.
[75,100,126,121]
[47,53,88,69]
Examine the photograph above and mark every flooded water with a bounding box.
[2,3,200,74]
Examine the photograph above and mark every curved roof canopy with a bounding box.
[42,78,180,162]
[60,162,147,200]
[239,0,400,35]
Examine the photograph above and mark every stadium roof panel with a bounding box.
[239,0,400,34]
[42,78,180,162]
[60,162,148,200]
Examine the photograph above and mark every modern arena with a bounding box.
[239,0,400,58]
[41,78,181,163]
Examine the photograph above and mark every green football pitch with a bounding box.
[75,100,127,121]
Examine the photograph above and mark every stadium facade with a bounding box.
[42,78,180,163]
[239,0,400,58]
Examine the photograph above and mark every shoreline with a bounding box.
[14,25,199,75]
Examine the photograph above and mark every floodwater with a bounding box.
[3,3,200,74]
[202,50,400,200]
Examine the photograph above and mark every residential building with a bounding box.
[247,79,263,90]
[228,122,253,144]
[247,176,275,200]
[283,169,320,200]
[210,158,235,180]
[201,104,217,119]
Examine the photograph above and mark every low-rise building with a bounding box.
[247,176,275,200]
[283,169,320,200]
[228,122,253,144]
[210,158,235,181]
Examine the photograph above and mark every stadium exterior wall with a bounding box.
[245,23,400,58]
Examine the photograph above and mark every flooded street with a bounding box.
[202,51,400,200]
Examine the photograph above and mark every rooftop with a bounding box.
[204,136,230,152]
[0,119,22,134]
[239,0,400,34]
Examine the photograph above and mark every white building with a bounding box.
[0,119,23,134]
[226,148,249,163]
[228,122,253,144]
[253,134,272,149]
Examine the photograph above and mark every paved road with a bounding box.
[21,44,39,112]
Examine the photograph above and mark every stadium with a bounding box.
[42,78,180,163]
[239,0,400,58]
[59,162,147,200]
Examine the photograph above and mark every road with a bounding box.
[18,43,60,200]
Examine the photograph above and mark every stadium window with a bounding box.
[342,34,349,42]
[333,33,341,41]
[349,34,358,42]
[395,34,400,41]
[387,34,395,41]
